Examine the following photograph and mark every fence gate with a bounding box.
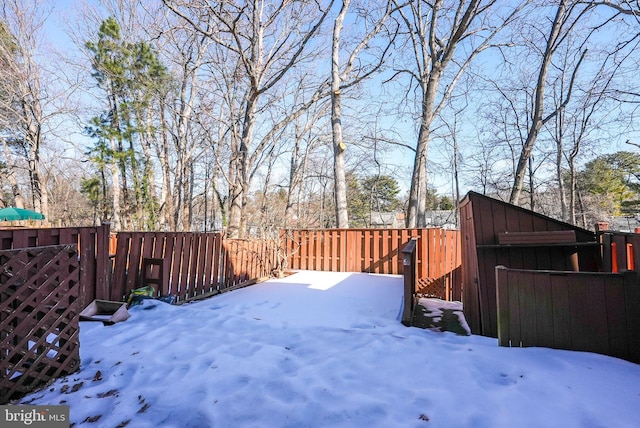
[1,244,80,404]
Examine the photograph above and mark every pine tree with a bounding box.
[85,17,167,230]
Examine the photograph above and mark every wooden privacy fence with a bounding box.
[495,267,640,364]
[1,245,80,404]
[0,226,460,309]
[0,224,111,310]
[110,232,277,303]
[283,228,462,300]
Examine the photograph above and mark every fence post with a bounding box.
[601,232,612,272]
[95,222,111,301]
[401,238,417,326]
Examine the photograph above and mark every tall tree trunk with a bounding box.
[110,140,122,230]
[157,96,174,230]
[407,75,439,228]
[19,54,47,216]
[228,94,259,238]
[569,158,577,225]
[510,0,568,205]
[331,0,350,229]
[2,138,25,208]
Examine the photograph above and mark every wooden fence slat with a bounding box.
[604,273,629,360]
[332,230,339,271]
[179,234,193,298]
[79,228,93,307]
[507,269,522,346]
[140,233,153,261]
[579,275,609,354]
[550,273,572,349]
[567,275,591,352]
[152,233,164,259]
[623,270,640,362]
[613,234,628,271]
[518,270,538,347]
[202,234,214,294]
[111,233,130,302]
[95,224,110,304]
[166,233,180,295]
[301,233,309,271]
[125,233,143,293]
[312,230,320,271]
[629,235,640,276]
[190,234,204,298]
[211,233,222,290]
[533,272,554,349]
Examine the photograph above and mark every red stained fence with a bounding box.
[1,226,461,304]
[110,232,277,303]
[0,224,111,309]
[283,228,462,301]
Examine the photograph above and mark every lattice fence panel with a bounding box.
[416,277,447,300]
[1,245,80,404]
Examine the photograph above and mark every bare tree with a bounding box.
[163,0,334,237]
[330,0,397,228]
[0,0,55,215]
[509,0,592,205]
[160,21,212,231]
[393,0,524,227]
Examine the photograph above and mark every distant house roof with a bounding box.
[368,210,458,229]
[425,210,457,229]
[370,211,404,228]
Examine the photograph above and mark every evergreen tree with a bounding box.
[361,175,402,213]
[348,174,402,227]
[579,151,640,216]
[85,17,167,230]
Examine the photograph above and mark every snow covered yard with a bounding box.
[19,271,640,427]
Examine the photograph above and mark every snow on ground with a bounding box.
[19,271,640,427]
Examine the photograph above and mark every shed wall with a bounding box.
[459,192,601,337]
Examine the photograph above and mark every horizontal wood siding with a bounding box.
[496,267,640,363]
[283,228,462,300]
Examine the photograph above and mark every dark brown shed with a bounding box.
[459,192,602,338]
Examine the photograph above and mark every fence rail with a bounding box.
[1,244,80,404]
[496,266,640,364]
[283,228,462,300]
